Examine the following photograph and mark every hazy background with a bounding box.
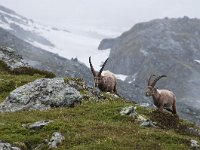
[1,0,200,30]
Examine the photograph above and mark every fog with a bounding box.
[1,0,200,29]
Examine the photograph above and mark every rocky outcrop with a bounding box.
[0,78,83,112]
[98,38,116,50]
[99,17,200,124]
[0,46,27,69]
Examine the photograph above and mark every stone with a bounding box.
[0,78,83,112]
[0,46,27,69]
[120,106,137,118]
[0,141,21,150]
[136,115,147,122]
[191,139,199,149]
[48,132,65,148]
[140,120,156,128]
[23,120,53,130]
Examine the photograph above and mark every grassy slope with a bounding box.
[0,62,199,150]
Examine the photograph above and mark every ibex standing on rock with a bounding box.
[145,74,177,115]
[89,56,120,97]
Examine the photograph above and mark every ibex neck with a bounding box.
[152,90,160,107]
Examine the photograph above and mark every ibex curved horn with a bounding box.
[148,74,156,86]
[98,58,109,77]
[89,56,96,76]
[151,75,167,87]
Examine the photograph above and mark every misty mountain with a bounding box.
[0,5,110,68]
[99,17,200,123]
[0,26,92,83]
[0,5,54,47]
[0,5,94,84]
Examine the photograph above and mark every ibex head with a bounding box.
[146,74,167,97]
[89,56,109,87]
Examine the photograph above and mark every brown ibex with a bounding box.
[89,56,120,96]
[145,74,177,115]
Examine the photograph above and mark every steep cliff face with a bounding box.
[99,17,200,123]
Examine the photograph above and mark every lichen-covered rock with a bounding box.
[0,78,82,112]
[120,106,137,118]
[0,141,21,150]
[140,120,156,128]
[48,132,65,148]
[0,46,27,69]
[190,139,199,149]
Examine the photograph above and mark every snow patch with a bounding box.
[0,9,21,20]
[0,22,12,30]
[128,73,137,84]
[140,49,148,56]
[194,60,200,64]
[115,74,128,81]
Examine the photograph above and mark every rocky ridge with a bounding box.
[0,46,27,69]
[99,17,200,124]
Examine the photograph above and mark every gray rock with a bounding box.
[0,141,21,150]
[140,120,156,128]
[48,132,65,148]
[136,115,147,122]
[120,106,137,118]
[23,120,53,130]
[187,127,200,137]
[0,46,27,69]
[191,139,199,149]
[0,78,83,112]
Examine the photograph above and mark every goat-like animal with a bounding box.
[145,74,177,115]
[89,56,119,96]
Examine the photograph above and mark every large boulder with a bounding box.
[0,78,82,112]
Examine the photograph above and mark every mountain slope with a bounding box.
[99,17,200,124]
[0,5,111,69]
[0,27,92,84]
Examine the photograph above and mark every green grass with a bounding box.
[0,99,199,150]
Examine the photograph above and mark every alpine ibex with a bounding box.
[89,56,120,96]
[145,74,177,115]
